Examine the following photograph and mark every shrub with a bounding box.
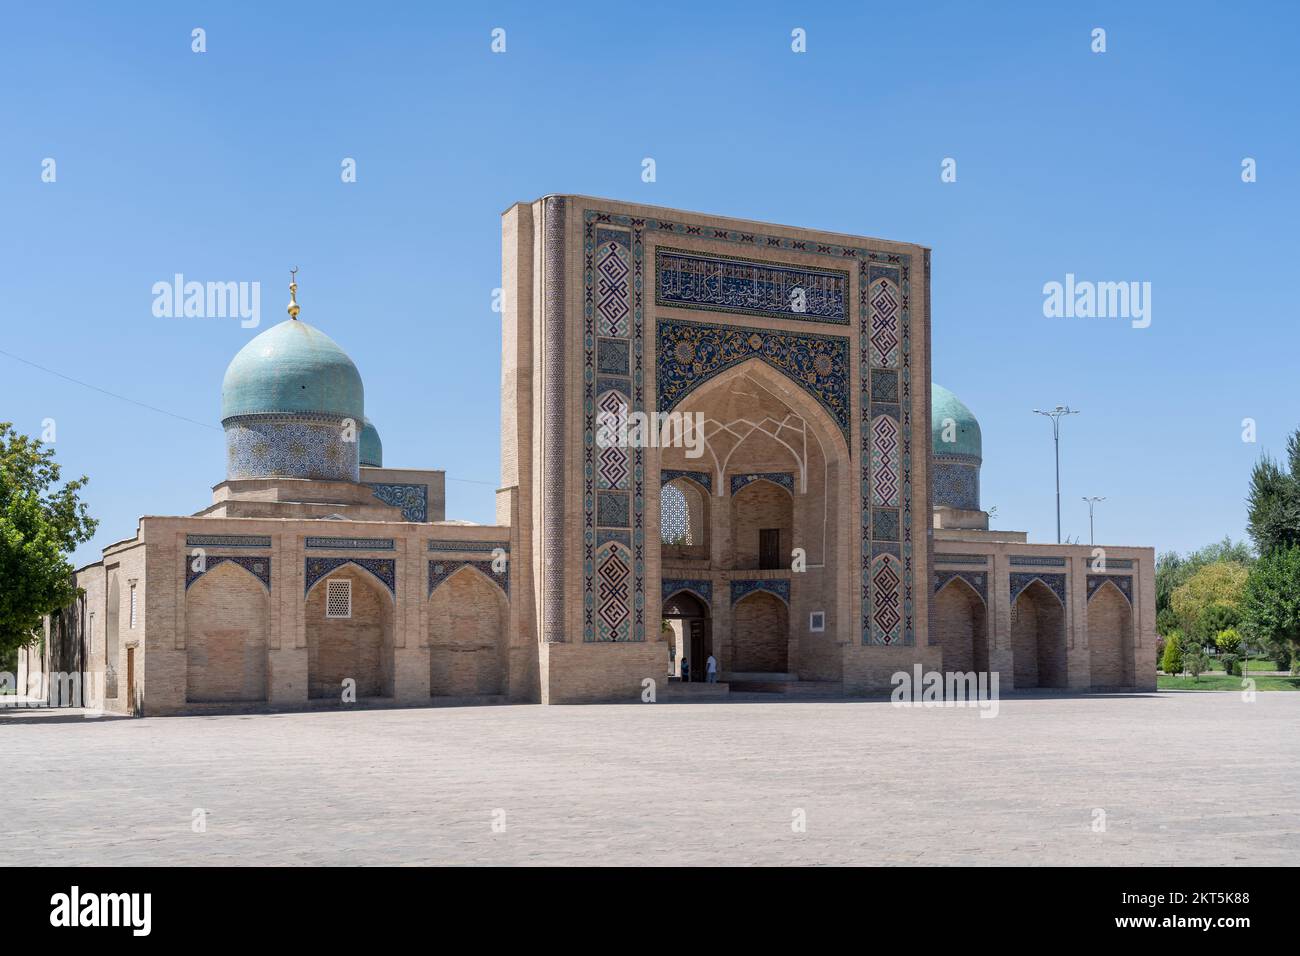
[1220,654,1240,676]
[1184,642,1208,679]
[1160,632,1183,674]
[1215,628,1242,656]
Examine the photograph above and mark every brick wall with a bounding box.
[185,561,269,701]
[731,591,789,672]
[933,580,988,674]
[730,481,793,570]
[1088,583,1133,687]
[428,568,507,696]
[1011,583,1067,688]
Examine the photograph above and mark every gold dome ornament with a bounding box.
[287,266,301,319]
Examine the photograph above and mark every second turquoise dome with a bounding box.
[360,417,383,468]
[221,319,364,423]
[931,383,982,461]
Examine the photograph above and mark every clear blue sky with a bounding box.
[2,1,1296,568]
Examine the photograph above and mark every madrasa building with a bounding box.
[23,197,1156,714]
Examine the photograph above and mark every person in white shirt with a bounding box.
[706,654,718,683]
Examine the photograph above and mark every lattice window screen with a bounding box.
[326,579,352,619]
[661,481,691,545]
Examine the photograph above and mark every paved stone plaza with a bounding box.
[3,692,1296,866]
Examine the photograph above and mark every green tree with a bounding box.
[1247,430,1300,555]
[1183,641,1208,680]
[1171,562,1248,646]
[1155,538,1253,634]
[0,423,97,661]
[1240,546,1300,675]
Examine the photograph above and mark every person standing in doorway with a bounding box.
[706,654,718,683]
[681,657,690,682]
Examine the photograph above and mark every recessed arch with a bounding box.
[305,559,396,605]
[428,562,508,697]
[430,562,509,600]
[306,564,395,699]
[1012,578,1067,689]
[1088,579,1134,688]
[731,590,790,673]
[934,575,989,675]
[185,560,269,702]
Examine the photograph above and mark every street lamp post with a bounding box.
[1032,405,1080,544]
[1081,496,1106,546]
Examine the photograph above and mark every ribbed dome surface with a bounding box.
[360,417,383,467]
[221,319,364,422]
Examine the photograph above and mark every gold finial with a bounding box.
[288,266,301,319]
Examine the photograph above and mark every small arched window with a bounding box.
[661,481,692,545]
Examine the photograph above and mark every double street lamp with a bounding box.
[1032,405,1080,544]
[1081,495,1106,546]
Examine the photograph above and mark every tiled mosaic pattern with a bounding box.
[428,559,509,596]
[1010,572,1067,607]
[933,460,979,511]
[663,578,713,604]
[584,219,642,642]
[864,260,913,646]
[656,319,851,440]
[305,537,395,551]
[656,247,850,323]
[224,415,359,482]
[186,534,271,549]
[934,569,987,604]
[364,482,428,522]
[1087,573,1133,605]
[304,557,396,597]
[729,472,795,495]
[185,555,270,591]
[660,469,712,493]
[731,578,791,606]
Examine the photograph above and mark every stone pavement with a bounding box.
[2,692,1296,866]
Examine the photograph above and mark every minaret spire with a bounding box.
[288,266,301,319]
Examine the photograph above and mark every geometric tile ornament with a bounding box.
[933,569,987,605]
[429,559,509,597]
[185,555,270,591]
[224,415,359,483]
[730,578,791,606]
[864,262,912,646]
[1086,573,1132,606]
[656,318,851,441]
[595,540,633,642]
[663,578,713,605]
[584,219,643,642]
[304,556,396,598]
[729,472,795,495]
[1009,572,1067,608]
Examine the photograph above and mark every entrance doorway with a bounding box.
[663,590,711,682]
[125,646,136,715]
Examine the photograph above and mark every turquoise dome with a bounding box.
[360,417,383,468]
[931,383,982,462]
[221,319,364,423]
